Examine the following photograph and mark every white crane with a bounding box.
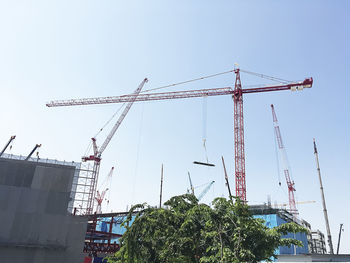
[79,78,148,214]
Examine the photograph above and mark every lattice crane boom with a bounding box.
[271,104,298,216]
[99,78,148,154]
[46,78,312,108]
[198,181,215,201]
[47,70,312,203]
[83,78,148,214]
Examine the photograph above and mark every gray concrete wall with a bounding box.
[0,158,87,263]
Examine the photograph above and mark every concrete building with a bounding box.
[0,155,87,263]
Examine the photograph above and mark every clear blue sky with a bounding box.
[0,0,349,253]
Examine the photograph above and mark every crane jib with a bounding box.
[46,78,312,107]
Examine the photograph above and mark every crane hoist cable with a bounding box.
[94,102,127,138]
[83,102,127,157]
[240,69,291,84]
[202,96,209,164]
[131,101,145,203]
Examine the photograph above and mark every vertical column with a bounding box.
[233,68,246,201]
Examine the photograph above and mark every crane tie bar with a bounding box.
[141,69,235,93]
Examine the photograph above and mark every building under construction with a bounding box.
[250,204,318,255]
[0,153,88,263]
[0,150,347,262]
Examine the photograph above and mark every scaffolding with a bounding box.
[310,230,327,254]
[71,161,95,215]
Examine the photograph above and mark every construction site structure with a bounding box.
[250,203,309,255]
[310,230,327,254]
[0,154,87,263]
[271,104,297,216]
[47,68,313,202]
[85,212,127,256]
[313,138,334,254]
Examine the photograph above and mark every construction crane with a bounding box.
[80,78,147,214]
[187,173,214,201]
[25,144,41,161]
[197,180,215,201]
[221,156,233,202]
[0,135,16,157]
[313,138,334,254]
[271,104,298,216]
[47,68,312,202]
[94,189,108,214]
[159,164,164,208]
[187,171,195,195]
[95,166,114,214]
[336,223,344,255]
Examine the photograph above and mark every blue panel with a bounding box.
[253,213,309,255]
[95,215,136,244]
[101,221,108,232]
[93,257,108,263]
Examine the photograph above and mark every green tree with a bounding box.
[108,194,306,263]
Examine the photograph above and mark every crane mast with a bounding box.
[47,69,312,203]
[271,104,298,216]
[233,68,246,201]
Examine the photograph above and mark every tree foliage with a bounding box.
[108,194,306,263]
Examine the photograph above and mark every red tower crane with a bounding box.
[271,104,298,216]
[47,68,313,202]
